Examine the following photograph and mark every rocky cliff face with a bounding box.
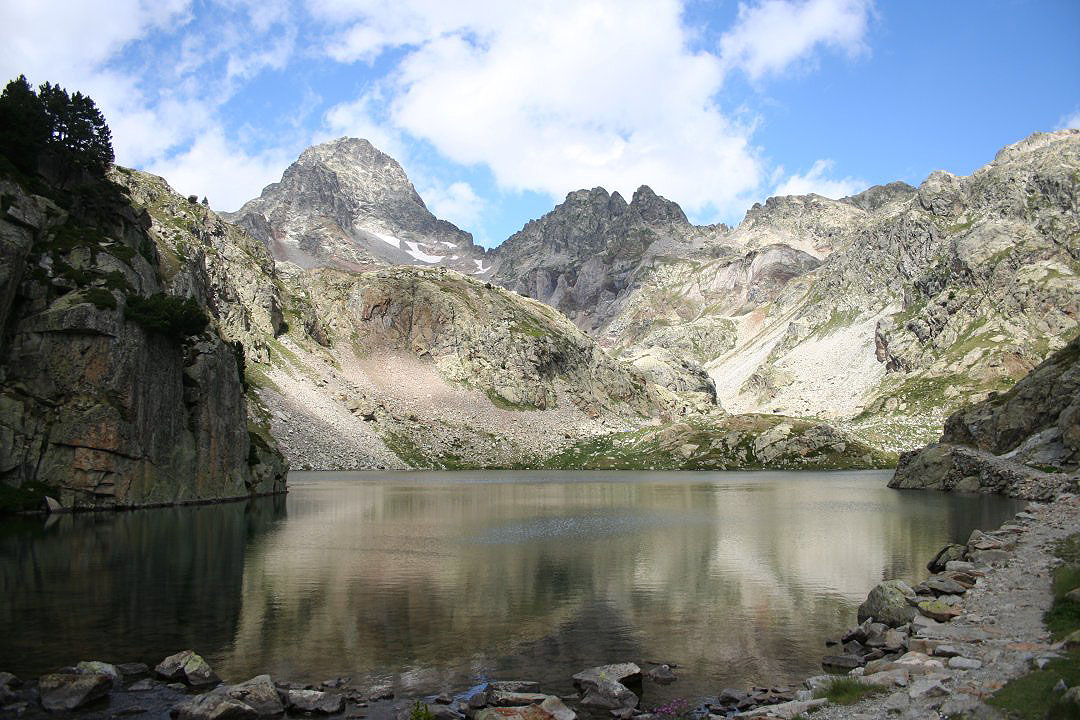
[0,168,288,511]
[889,334,1079,499]
[226,138,490,275]
[488,185,725,333]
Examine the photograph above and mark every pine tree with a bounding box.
[0,75,49,174]
[0,76,114,181]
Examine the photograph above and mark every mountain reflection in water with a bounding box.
[0,471,1021,705]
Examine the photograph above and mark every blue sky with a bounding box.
[3,1,1078,247]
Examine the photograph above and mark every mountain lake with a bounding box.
[0,470,1024,708]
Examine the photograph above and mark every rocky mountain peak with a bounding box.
[226,137,489,275]
[631,185,689,225]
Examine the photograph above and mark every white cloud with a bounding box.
[1056,109,1080,131]
[318,1,759,219]
[147,128,293,211]
[317,0,874,221]
[773,159,865,198]
[418,181,486,231]
[720,0,873,80]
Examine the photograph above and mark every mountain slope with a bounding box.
[585,130,1080,450]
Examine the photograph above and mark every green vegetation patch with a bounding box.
[382,431,468,470]
[124,293,208,340]
[534,415,895,471]
[989,650,1080,719]
[812,677,886,706]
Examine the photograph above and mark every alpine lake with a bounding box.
[0,470,1024,710]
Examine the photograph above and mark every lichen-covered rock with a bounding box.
[155,650,220,687]
[857,580,918,627]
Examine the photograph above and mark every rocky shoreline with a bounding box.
[1,487,1077,720]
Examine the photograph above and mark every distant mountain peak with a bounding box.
[225,137,489,274]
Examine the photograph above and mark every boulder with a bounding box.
[76,661,122,688]
[857,580,918,627]
[539,695,576,720]
[38,672,112,711]
[285,689,345,714]
[226,675,284,716]
[926,544,967,573]
[488,691,548,707]
[917,599,962,622]
[156,651,221,687]
[572,663,640,711]
[923,576,969,596]
[171,691,258,720]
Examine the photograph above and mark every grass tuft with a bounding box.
[812,678,885,706]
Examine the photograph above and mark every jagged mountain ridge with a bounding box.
[226,138,492,276]
[214,130,1077,464]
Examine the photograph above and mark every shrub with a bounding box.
[124,293,208,341]
[409,701,435,720]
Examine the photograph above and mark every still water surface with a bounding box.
[0,471,1022,705]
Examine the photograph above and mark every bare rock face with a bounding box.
[0,168,287,510]
[489,185,723,333]
[226,137,490,276]
[890,334,1080,499]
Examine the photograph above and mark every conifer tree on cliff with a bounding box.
[0,75,114,181]
[0,75,50,175]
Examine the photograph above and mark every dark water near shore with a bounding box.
[0,471,1022,706]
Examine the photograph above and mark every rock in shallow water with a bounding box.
[171,691,259,720]
[38,672,112,711]
[286,689,345,714]
[226,675,284,716]
[156,651,221,687]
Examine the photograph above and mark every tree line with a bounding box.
[0,74,114,181]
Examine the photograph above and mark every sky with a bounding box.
[2,1,1079,247]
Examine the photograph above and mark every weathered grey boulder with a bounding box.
[572,663,640,711]
[488,691,549,707]
[171,690,259,720]
[857,580,918,627]
[926,543,966,573]
[226,675,284,716]
[1048,686,1080,720]
[155,650,220,687]
[38,672,112,711]
[75,661,122,688]
[285,689,344,714]
[539,695,576,720]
